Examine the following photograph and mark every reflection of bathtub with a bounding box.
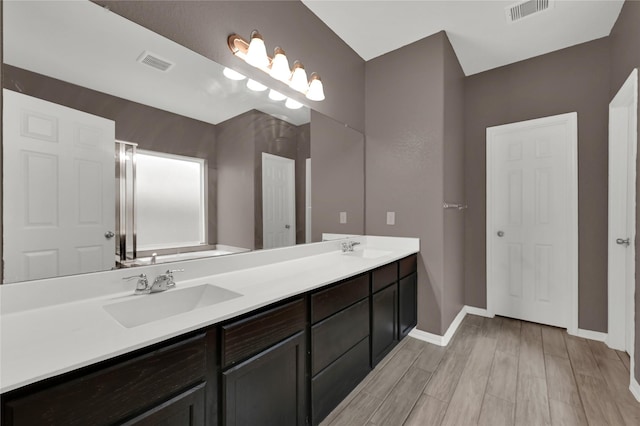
[121,245,250,267]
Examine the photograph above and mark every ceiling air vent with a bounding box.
[137,51,174,72]
[506,0,554,23]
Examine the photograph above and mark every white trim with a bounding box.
[486,112,579,335]
[464,305,493,318]
[571,328,608,342]
[409,308,466,347]
[408,306,492,347]
[630,373,640,403]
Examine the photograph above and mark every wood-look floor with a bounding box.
[320,315,640,426]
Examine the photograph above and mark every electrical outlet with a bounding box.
[386,211,395,225]
[339,211,347,224]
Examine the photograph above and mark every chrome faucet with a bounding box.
[123,273,151,295]
[123,269,183,295]
[149,269,184,293]
[341,240,361,252]
[151,253,158,264]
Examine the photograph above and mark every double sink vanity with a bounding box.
[0,236,419,425]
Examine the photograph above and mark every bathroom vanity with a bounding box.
[0,237,418,426]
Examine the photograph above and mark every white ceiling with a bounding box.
[3,1,310,126]
[302,0,625,75]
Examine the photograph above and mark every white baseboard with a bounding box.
[464,305,493,318]
[575,328,608,342]
[630,375,640,402]
[409,305,491,347]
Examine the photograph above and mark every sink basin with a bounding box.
[103,284,242,328]
[344,249,392,259]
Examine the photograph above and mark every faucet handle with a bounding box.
[165,269,184,288]
[123,274,150,295]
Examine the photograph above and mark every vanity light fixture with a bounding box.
[285,97,303,110]
[268,89,287,101]
[223,67,247,81]
[246,79,268,92]
[228,30,326,102]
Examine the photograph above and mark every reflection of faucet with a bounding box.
[150,269,184,293]
[123,273,151,295]
[151,253,157,264]
[341,240,361,253]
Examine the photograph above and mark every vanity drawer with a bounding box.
[311,337,370,425]
[372,262,398,293]
[4,333,207,426]
[311,273,369,323]
[222,298,306,368]
[311,298,369,375]
[399,254,417,279]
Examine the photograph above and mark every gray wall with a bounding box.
[94,0,365,133]
[310,110,365,241]
[609,0,640,385]
[464,38,611,333]
[2,64,219,245]
[216,110,309,250]
[365,32,465,335]
[216,111,256,250]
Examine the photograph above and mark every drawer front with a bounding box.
[222,298,306,368]
[311,273,369,323]
[372,262,398,293]
[311,337,370,425]
[311,298,369,375]
[399,254,417,279]
[121,383,206,426]
[5,333,207,426]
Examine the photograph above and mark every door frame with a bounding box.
[261,152,296,248]
[607,69,637,363]
[486,112,579,335]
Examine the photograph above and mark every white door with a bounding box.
[3,90,116,282]
[487,113,578,329]
[607,69,637,354]
[262,153,295,249]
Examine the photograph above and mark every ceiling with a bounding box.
[3,1,310,126]
[301,0,625,75]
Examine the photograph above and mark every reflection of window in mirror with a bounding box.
[136,150,207,251]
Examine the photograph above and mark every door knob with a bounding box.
[104,231,115,239]
[285,224,291,229]
[497,231,505,237]
[616,238,631,246]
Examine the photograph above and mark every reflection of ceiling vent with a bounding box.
[506,0,554,23]
[137,51,174,72]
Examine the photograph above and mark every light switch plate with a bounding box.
[386,211,395,225]
[339,212,347,224]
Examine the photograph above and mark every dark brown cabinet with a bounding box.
[310,275,371,425]
[1,330,217,426]
[371,282,398,365]
[221,297,307,426]
[1,256,419,426]
[222,332,307,426]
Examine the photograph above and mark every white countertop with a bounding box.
[0,236,419,394]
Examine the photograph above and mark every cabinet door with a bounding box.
[371,283,398,366]
[121,383,205,426]
[399,272,417,339]
[223,331,307,426]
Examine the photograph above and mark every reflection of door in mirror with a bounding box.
[2,90,116,283]
[262,153,296,249]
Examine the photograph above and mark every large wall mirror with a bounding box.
[2,0,364,284]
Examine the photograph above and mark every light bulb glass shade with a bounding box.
[246,31,269,68]
[289,61,308,93]
[269,47,290,82]
[223,67,247,81]
[246,79,268,92]
[306,73,325,101]
[285,97,303,110]
[268,89,287,101]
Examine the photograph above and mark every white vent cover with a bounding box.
[506,0,554,23]
[137,51,174,72]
